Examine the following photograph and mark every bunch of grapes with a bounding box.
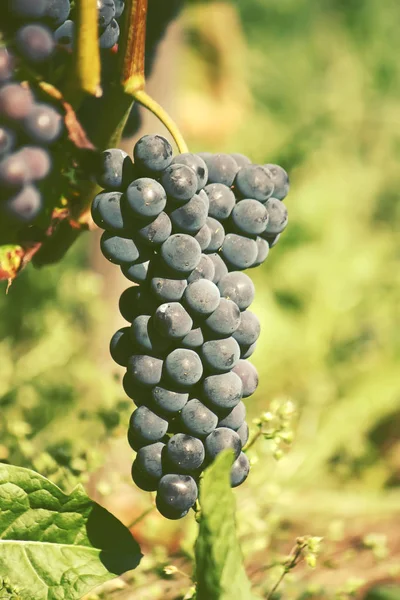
[0,47,63,225]
[93,134,289,519]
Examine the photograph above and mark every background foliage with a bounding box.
[1,0,400,597]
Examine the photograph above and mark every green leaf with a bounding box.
[195,451,257,600]
[0,464,142,600]
[0,245,23,283]
[365,586,400,600]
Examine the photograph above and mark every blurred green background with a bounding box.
[1,0,400,598]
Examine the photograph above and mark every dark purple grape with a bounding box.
[165,433,205,473]
[204,183,236,221]
[164,348,203,388]
[264,164,289,200]
[0,83,34,121]
[54,20,74,51]
[23,104,63,144]
[153,302,193,340]
[235,165,274,202]
[221,234,258,270]
[231,199,269,236]
[208,253,229,285]
[135,211,172,247]
[252,236,269,267]
[96,148,135,191]
[151,386,188,415]
[180,327,204,349]
[129,406,168,445]
[230,153,251,169]
[193,224,212,251]
[231,452,250,487]
[2,185,43,223]
[114,0,125,18]
[181,398,218,438]
[44,0,71,27]
[237,421,249,447]
[204,217,225,252]
[233,310,260,346]
[187,254,215,283]
[206,154,238,187]
[160,234,201,274]
[127,354,163,387]
[169,193,207,234]
[264,198,288,234]
[171,153,208,191]
[20,147,51,181]
[201,337,240,374]
[97,0,115,29]
[204,298,241,338]
[91,191,127,232]
[218,272,255,311]
[0,152,31,187]
[121,259,150,284]
[183,279,220,317]
[157,474,198,516]
[9,0,47,18]
[99,18,120,49]
[218,401,246,430]
[100,232,142,265]
[202,372,243,412]
[109,327,133,366]
[232,360,258,397]
[15,24,55,63]
[205,427,242,461]
[134,134,173,174]
[161,163,198,202]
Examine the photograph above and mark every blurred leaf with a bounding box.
[365,586,400,600]
[195,451,257,600]
[0,245,23,284]
[0,464,142,599]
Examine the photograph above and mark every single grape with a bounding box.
[2,185,42,223]
[131,461,159,491]
[127,354,163,387]
[19,147,51,181]
[263,164,289,200]
[204,297,241,337]
[153,302,193,339]
[128,406,168,446]
[130,314,171,355]
[183,279,220,317]
[99,18,120,49]
[204,217,225,252]
[221,234,258,270]
[171,153,208,191]
[209,253,229,285]
[150,274,188,303]
[0,49,14,84]
[157,474,198,516]
[218,272,255,311]
[100,232,142,265]
[206,153,238,187]
[134,134,173,173]
[133,211,171,247]
[44,0,71,27]
[0,151,31,187]
[241,342,257,359]
[264,198,288,234]
[218,401,246,430]
[135,441,165,483]
[180,327,204,349]
[0,127,16,157]
[123,372,151,405]
[151,386,189,415]
[9,0,47,18]
[91,191,126,232]
[97,0,115,28]
[235,165,274,202]
[160,234,201,274]
[95,148,135,191]
[237,421,249,447]
[231,199,269,236]
[232,360,258,397]
[15,24,55,63]
[201,337,240,374]
[23,103,63,144]
[0,83,34,120]
[181,398,218,438]
[193,224,212,251]
[161,163,198,202]
[125,177,166,219]
[230,153,251,169]
[114,0,125,18]
[119,285,154,322]
[54,20,74,51]
[169,193,207,234]
[230,452,250,487]
[187,254,215,283]
[165,433,205,473]
[109,326,133,366]
[252,236,269,267]
[164,348,203,387]
[202,372,243,411]
[204,183,236,221]
[121,259,150,284]
[198,188,209,211]
[264,232,280,247]
[205,427,241,461]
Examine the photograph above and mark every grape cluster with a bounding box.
[93,135,289,519]
[0,47,63,225]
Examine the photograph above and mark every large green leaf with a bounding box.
[0,464,142,599]
[195,451,257,600]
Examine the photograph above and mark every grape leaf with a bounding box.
[195,451,258,600]
[0,464,142,599]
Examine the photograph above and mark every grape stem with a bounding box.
[133,89,189,153]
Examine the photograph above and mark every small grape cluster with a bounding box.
[0,47,63,225]
[92,135,289,519]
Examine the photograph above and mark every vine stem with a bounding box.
[132,89,189,154]
[266,541,306,600]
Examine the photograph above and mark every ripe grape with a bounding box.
[253,236,269,267]
[204,217,225,252]
[230,452,250,487]
[171,153,208,191]
[264,198,288,234]
[19,147,51,181]
[134,134,173,173]
[153,302,193,339]
[44,0,71,27]
[0,151,31,187]
[170,193,208,233]
[201,337,240,374]
[187,254,215,283]
[109,326,133,366]
[202,372,243,411]
[136,211,172,246]
[205,427,242,461]
[218,401,246,430]
[0,83,34,120]
[237,421,249,447]
[100,232,142,265]
[99,19,120,49]
[231,199,269,236]
[2,185,43,223]
[127,354,163,387]
[235,165,274,202]
[96,149,135,191]
[151,386,189,415]
[15,24,55,63]
[180,327,204,349]
[165,433,205,473]
[54,20,74,51]
[230,153,251,169]
[98,0,115,28]
[119,285,153,322]
[232,310,260,346]
[218,272,255,311]
[241,341,257,359]
[130,314,171,355]
[204,183,236,221]
[264,164,289,200]
[193,223,212,251]
[209,252,228,285]
[206,153,238,187]
[204,297,241,337]
[221,233,258,270]
[180,398,218,438]
[125,178,166,219]
[121,259,150,284]
[161,163,198,202]
[91,191,127,232]
[157,474,198,517]
[114,0,125,18]
[164,348,203,387]
[183,279,220,316]
[232,360,259,397]
[129,406,168,446]
[160,233,201,274]
[150,274,188,303]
